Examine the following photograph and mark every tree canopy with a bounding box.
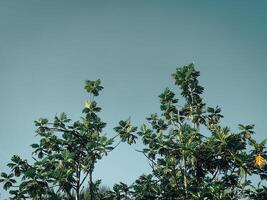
[1,64,266,199]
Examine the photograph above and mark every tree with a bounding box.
[0,79,137,200]
[1,64,266,199]
[113,64,267,199]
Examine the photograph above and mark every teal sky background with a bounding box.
[1,0,267,197]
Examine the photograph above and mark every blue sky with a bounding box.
[0,0,267,197]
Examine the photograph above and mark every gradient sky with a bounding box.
[1,0,267,197]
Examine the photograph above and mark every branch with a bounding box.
[80,171,90,188]
[112,140,122,151]
[135,149,157,167]
[111,134,120,141]
[210,167,219,182]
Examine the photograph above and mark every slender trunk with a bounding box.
[76,156,81,200]
[76,170,80,200]
[75,191,80,200]
[65,189,73,200]
[179,128,188,199]
[89,167,93,200]
[183,155,188,199]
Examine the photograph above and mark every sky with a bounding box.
[0,0,267,197]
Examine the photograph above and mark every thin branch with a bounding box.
[210,167,219,182]
[80,171,90,187]
[112,140,122,151]
[135,149,157,166]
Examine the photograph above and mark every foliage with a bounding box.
[1,64,266,199]
[104,64,267,199]
[0,80,136,200]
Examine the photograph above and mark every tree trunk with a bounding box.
[89,168,93,200]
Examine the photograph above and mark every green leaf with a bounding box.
[3,181,12,190]
[1,172,8,179]
[30,143,39,148]
[84,79,104,96]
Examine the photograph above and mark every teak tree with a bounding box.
[1,64,267,200]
